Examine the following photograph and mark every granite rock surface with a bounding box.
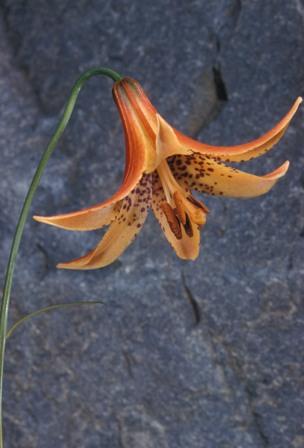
[0,1,304,447]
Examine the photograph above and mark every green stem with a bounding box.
[0,66,122,447]
[6,301,103,340]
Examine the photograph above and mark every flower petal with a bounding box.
[33,81,157,231]
[113,79,157,173]
[152,173,200,260]
[120,77,157,131]
[57,175,152,270]
[155,114,190,166]
[172,154,289,198]
[174,97,302,162]
[33,203,118,231]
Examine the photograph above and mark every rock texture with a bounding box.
[0,1,304,447]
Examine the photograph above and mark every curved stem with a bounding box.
[0,66,122,447]
[6,301,103,340]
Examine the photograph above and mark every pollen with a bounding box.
[160,202,182,239]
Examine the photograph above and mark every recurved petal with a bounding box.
[174,97,302,162]
[172,154,289,198]
[57,174,152,270]
[33,202,118,231]
[34,155,145,230]
[152,173,200,260]
[33,81,156,231]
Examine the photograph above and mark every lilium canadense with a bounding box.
[34,77,302,269]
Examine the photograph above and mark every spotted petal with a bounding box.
[174,97,302,162]
[172,154,289,198]
[57,175,152,269]
[33,82,155,230]
[152,173,201,260]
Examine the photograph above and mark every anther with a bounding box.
[187,195,209,214]
[173,191,186,225]
[160,202,182,239]
[183,213,193,237]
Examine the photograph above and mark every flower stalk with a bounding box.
[0,66,122,448]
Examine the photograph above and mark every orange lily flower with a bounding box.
[34,78,302,269]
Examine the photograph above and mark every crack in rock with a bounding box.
[180,277,273,447]
[187,65,229,138]
[212,65,228,102]
[245,385,270,447]
[181,273,201,325]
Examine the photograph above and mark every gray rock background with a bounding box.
[0,0,303,447]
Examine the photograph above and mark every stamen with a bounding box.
[173,191,187,225]
[183,214,193,237]
[174,191,206,226]
[157,161,177,205]
[160,202,182,239]
[191,208,206,226]
[157,160,208,230]
[187,195,209,214]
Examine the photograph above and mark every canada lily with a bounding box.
[34,78,302,269]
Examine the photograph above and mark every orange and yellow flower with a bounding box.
[34,78,302,269]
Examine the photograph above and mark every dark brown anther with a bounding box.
[183,213,193,237]
[187,195,209,214]
[160,202,182,239]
